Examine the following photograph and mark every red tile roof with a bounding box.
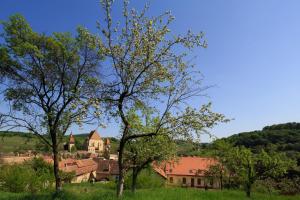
[60,159,98,176]
[97,159,119,175]
[154,156,218,177]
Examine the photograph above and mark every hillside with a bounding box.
[0,131,119,154]
[224,122,300,163]
[2,122,300,158]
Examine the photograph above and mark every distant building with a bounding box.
[57,158,118,183]
[153,156,221,189]
[94,158,119,181]
[59,158,98,183]
[66,130,111,156]
[68,133,76,152]
[85,130,105,153]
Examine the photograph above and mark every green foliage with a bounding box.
[222,146,295,197]
[263,122,300,131]
[125,168,165,190]
[0,158,55,193]
[0,164,33,193]
[1,185,300,200]
[225,123,300,163]
[59,171,76,184]
[277,177,300,195]
[70,145,76,153]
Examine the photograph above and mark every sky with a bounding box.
[1,0,300,141]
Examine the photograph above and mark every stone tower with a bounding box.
[86,130,104,153]
[103,138,111,159]
[68,133,75,152]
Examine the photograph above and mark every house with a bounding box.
[59,158,98,183]
[94,158,119,181]
[153,156,221,189]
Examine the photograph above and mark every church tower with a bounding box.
[68,133,75,152]
[103,138,111,159]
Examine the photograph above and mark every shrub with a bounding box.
[125,168,165,190]
[278,177,300,195]
[0,164,33,192]
[0,157,55,193]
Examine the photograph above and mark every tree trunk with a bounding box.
[220,173,223,190]
[53,144,62,193]
[246,183,251,198]
[246,163,253,198]
[131,168,138,193]
[117,170,125,198]
[117,140,125,197]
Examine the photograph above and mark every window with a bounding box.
[197,178,201,185]
[169,177,173,183]
[182,177,186,184]
[210,179,213,186]
[169,169,172,173]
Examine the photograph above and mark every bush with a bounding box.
[253,179,277,195]
[0,164,33,192]
[125,168,165,190]
[278,177,300,195]
[0,157,55,193]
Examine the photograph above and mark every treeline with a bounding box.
[224,123,300,164]
[263,122,300,131]
[209,122,300,196]
[0,131,35,138]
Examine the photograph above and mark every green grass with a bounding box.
[0,183,299,200]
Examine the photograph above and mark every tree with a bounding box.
[205,163,225,190]
[97,0,228,196]
[124,111,177,193]
[229,147,294,197]
[0,15,102,192]
[211,139,237,189]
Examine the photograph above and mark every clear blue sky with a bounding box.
[1,0,300,141]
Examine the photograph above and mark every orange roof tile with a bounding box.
[154,156,218,177]
[97,159,119,175]
[59,159,98,176]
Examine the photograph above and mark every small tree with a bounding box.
[205,163,225,190]
[211,139,236,188]
[0,15,102,192]
[124,111,177,192]
[229,147,294,197]
[97,0,228,196]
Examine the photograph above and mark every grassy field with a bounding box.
[0,135,38,153]
[0,183,299,200]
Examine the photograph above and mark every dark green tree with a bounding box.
[0,15,102,192]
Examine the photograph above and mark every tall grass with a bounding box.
[1,182,299,200]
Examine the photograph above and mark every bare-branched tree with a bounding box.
[97,0,229,196]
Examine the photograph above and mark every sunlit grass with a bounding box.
[1,182,299,200]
